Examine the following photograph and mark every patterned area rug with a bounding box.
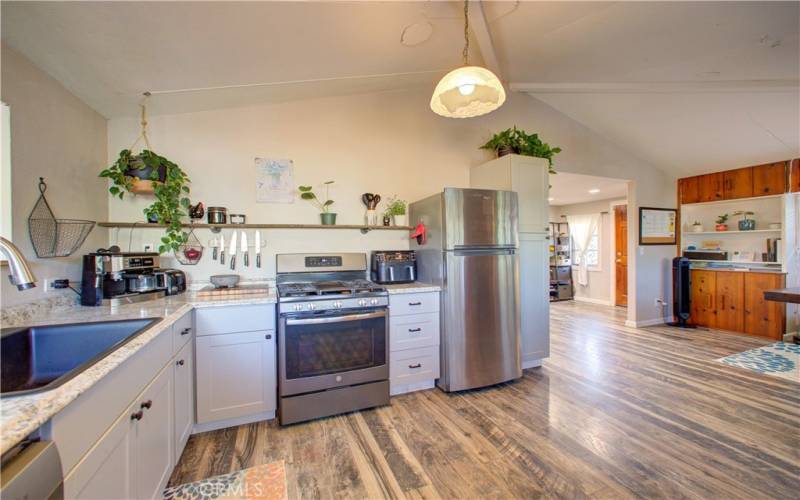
[718,342,800,382]
[164,461,287,500]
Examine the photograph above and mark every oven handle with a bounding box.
[285,310,386,326]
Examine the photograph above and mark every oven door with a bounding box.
[278,309,389,396]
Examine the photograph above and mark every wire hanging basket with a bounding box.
[28,177,95,257]
[174,226,204,265]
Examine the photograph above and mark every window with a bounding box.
[573,226,600,268]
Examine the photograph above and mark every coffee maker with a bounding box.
[81,250,166,306]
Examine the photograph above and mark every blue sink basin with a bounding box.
[1,317,161,397]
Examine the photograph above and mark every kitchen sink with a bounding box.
[1,317,162,397]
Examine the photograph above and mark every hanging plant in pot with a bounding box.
[298,181,336,225]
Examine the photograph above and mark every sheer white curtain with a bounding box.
[566,213,601,286]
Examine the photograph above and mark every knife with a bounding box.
[241,231,249,267]
[255,230,261,268]
[219,233,225,265]
[229,230,237,270]
[212,236,219,260]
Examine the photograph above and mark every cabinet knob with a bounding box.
[181,327,191,336]
[131,410,144,421]
[140,400,152,410]
[176,359,185,366]
[265,334,272,340]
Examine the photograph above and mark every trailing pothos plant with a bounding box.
[100,149,191,253]
[480,126,561,174]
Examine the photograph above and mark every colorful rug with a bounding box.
[164,461,287,500]
[718,342,800,382]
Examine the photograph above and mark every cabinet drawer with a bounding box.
[195,305,276,336]
[172,311,194,355]
[390,346,439,387]
[389,292,439,316]
[390,312,439,351]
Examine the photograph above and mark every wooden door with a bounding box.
[679,176,700,204]
[136,364,174,500]
[790,159,800,192]
[690,270,716,327]
[752,162,787,196]
[715,272,744,332]
[723,168,753,199]
[698,173,724,202]
[614,205,628,307]
[744,273,785,339]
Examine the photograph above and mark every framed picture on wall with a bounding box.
[639,207,677,245]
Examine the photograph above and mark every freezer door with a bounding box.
[443,188,518,249]
[439,249,521,392]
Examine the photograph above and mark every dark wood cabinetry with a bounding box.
[678,176,700,204]
[752,161,787,196]
[722,167,753,199]
[690,270,716,327]
[678,160,789,205]
[715,272,744,332]
[789,158,799,193]
[743,273,785,339]
[698,173,724,202]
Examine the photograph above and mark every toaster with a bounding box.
[371,251,416,284]
[159,268,187,295]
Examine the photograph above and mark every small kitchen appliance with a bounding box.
[276,253,389,425]
[80,250,186,305]
[370,250,417,284]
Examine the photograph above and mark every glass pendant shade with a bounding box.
[430,65,506,118]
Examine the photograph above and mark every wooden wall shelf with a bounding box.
[97,222,413,234]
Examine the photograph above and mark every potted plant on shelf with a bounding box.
[384,196,408,226]
[732,210,756,231]
[480,126,561,174]
[715,214,729,232]
[692,221,704,232]
[298,181,336,225]
[99,149,191,253]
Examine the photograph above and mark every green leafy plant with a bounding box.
[99,149,191,253]
[732,210,754,220]
[383,196,407,217]
[298,181,335,213]
[480,126,562,174]
[692,221,702,226]
[715,214,729,224]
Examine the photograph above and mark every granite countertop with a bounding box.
[383,282,441,294]
[0,291,276,455]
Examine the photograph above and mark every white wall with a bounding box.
[551,198,626,305]
[106,88,675,323]
[0,44,107,307]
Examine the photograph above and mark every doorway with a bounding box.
[614,204,628,307]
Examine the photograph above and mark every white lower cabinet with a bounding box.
[519,234,550,367]
[195,330,276,424]
[389,291,440,395]
[136,365,175,500]
[173,339,194,462]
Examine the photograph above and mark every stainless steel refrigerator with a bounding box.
[410,188,521,392]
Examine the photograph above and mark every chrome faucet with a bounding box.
[0,236,36,290]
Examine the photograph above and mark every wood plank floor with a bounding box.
[170,301,800,499]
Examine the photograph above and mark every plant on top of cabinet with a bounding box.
[384,196,408,226]
[715,213,729,231]
[732,210,756,231]
[298,181,336,225]
[480,126,561,173]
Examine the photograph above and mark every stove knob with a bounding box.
[358,299,367,307]
[370,298,379,305]
[308,303,317,311]
[333,301,343,309]
[293,304,303,311]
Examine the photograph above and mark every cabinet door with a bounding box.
[715,272,744,332]
[690,270,716,327]
[679,176,700,204]
[511,157,550,233]
[752,162,787,196]
[520,234,550,364]
[722,168,753,200]
[744,273,786,339]
[173,340,194,462]
[136,365,174,500]
[790,159,800,193]
[698,173,724,202]
[196,330,276,424]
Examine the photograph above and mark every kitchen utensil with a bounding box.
[372,194,381,209]
[362,193,372,208]
[219,233,226,265]
[211,237,219,260]
[207,207,227,224]
[229,230,237,270]
[210,274,240,288]
[241,231,249,267]
[230,214,246,224]
[255,230,262,268]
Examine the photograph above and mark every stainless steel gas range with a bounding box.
[276,253,390,425]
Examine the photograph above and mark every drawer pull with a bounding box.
[140,400,152,410]
[408,328,422,333]
[181,327,191,336]
[408,363,422,369]
[176,359,185,366]
[265,334,272,340]
[408,302,422,306]
[131,410,144,421]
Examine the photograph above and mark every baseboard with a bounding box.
[192,410,275,434]
[522,359,543,369]
[390,380,435,396]
[625,317,672,328]
[573,296,613,306]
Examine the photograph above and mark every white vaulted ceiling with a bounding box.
[2,1,798,177]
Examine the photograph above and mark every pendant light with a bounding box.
[430,0,506,118]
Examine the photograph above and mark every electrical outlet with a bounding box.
[43,279,71,292]
[655,298,666,307]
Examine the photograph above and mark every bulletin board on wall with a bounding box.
[639,207,677,245]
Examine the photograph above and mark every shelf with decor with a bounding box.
[682,229,781,235]
[97,222,413,232]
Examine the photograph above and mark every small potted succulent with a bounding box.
[299,181,336,225]
[692,221,704,233]
[715,214,729,232]
[384,196,408,226]
[733,210,755,231]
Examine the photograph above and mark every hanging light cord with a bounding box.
[462,0,470,66]
[128,92,153,152]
